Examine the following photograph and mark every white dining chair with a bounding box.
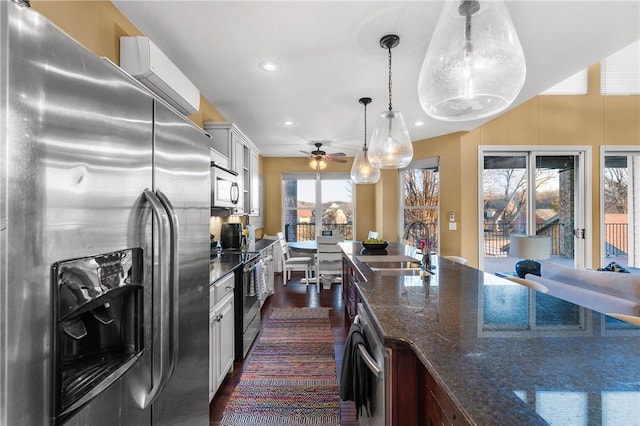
[316,235,343,292]
[277,232,313,286]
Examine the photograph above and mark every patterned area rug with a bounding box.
[220,307,341,425]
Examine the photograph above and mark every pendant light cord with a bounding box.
[460,0,479,55]
[363,101,368,149]
[387,46,393,111]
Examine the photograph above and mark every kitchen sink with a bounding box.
[356,255,432,275]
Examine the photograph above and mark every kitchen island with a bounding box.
[341,242,640,425]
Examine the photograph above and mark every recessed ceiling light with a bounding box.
[259,61,280,72]
[413,121,425,127]
[281,120,294,127]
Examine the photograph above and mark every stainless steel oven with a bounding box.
[355,303,388,426]
[211,162,239,209]
[234,255,261,360]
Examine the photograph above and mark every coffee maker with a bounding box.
[220,223,242,249]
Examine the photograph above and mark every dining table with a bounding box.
[288,239,357,252]
[287,240,319,253]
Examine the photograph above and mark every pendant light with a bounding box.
[418,0,526,121]
[351,97,380,184]
[368,34,413,170]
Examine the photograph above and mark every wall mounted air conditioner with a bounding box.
[120,36,200,115]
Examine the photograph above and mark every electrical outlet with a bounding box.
[449,211,455,222]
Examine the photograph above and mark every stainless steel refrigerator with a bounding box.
[1,2,210,425]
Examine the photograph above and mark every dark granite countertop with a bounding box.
[209,239,277,284]
[341,241,640,426]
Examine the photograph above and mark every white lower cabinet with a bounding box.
[209,274,235,401]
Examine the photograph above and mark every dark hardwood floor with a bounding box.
[209,271,359,425]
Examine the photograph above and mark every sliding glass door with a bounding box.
[282,173,353,241]
[601,148,640,273]
[480,149,588,274]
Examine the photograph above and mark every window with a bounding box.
[601,39,640,95]
[282,172,353,241]
[479,148,589,274]
[541,69,588,95]
[539,39,640,96]
[399,158,439,252]
[601,148,640,273]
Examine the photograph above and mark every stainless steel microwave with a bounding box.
[211,162,239,208]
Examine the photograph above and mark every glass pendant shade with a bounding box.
[351,148,380,184]
[418,0,526,121]
[351,96,380,184]
[368,110,413,169]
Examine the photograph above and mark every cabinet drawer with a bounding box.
[213,273,235,305]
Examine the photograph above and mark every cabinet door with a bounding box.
[209,308,219,402]
[343,261,361,322]
[249,150,260,216]
[204,125,232,160]
[265,247,274,295]
[215,295,235,389]
[232,135,244,213]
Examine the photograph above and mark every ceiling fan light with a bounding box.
[351,148,380,184]
[417,0,526,122]
[368,110,413,169]
[309,158,327,170]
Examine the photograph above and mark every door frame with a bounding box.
[477,145,592,270]
[599,145,640,269]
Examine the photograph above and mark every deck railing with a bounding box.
[284,223,353,242]
[483,222,628,257]
[605,223,628,256]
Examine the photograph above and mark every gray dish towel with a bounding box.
[339,322,375,419]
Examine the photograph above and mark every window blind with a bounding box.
[541,69,588,95]
[601,39,640,95]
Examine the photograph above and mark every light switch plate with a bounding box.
[449,222,457,231]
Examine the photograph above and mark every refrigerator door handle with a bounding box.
[156,190,179,379]
[141,189,173,408]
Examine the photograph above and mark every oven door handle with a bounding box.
[141,189,177,408]
[353,315,383,378]
[356,343,382,378]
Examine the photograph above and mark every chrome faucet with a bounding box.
[402,220,430,247]
[402,220,433,270]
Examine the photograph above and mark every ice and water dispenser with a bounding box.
[51,248,144,423]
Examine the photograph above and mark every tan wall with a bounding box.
[31,0,226,127]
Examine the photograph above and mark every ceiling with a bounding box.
[112,1,640,158]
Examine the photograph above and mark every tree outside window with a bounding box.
[401,160,439,252]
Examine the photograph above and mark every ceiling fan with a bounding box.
[301,142,347,165]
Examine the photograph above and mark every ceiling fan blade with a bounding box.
[327,152,346,157]
[326,157,347,163]
[300,150,312,156]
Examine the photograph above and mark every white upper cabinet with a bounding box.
[204,122,260,217]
